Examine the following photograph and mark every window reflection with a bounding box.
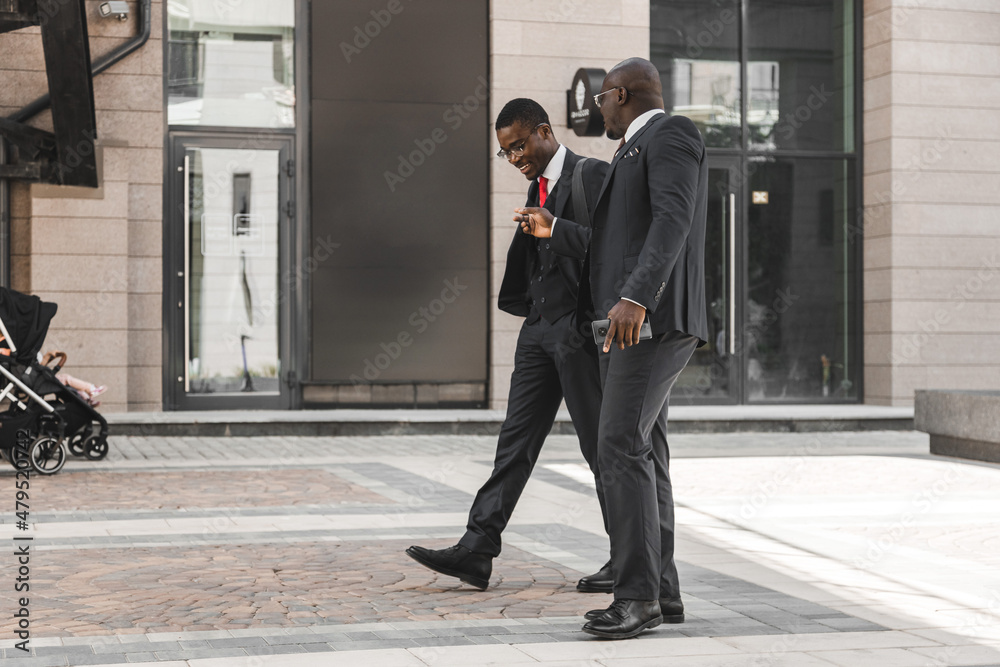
[746,158,857,400]
[168,0,295,128]
[651,0,741,148]
[748,0,855,152]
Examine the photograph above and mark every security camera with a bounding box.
[99,1,130,21]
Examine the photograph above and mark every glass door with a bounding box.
[166,133,294,409]
[673,157,742,404]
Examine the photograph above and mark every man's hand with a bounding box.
[603,299,647,353]
[515,207,554,238]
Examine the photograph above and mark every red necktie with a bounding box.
[538,176,548,208]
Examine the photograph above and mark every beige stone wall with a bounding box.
[2,1,164,412]
[863,0,1000,405]
[489,0,649,409]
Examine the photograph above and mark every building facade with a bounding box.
[0,0,997,412]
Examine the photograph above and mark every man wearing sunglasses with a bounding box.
[407,99,611,593]
[519,59,709,639]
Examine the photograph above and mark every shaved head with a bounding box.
[596,57,664,140]
[606,57,663,106]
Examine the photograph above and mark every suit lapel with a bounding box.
[595,113,664,207]
[551,150,576,218]
[525,179,539,208]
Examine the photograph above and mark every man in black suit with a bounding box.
[406,99,611,592]
[519,59,708,639]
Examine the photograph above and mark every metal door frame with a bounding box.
[164,130,296,410]
[673,153,745,406]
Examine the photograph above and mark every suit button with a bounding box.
[538,276,543,282]
[541,297,546,303]
[532,300,536,305]
[545,243,550,249]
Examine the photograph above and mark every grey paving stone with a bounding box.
[492,633,557,644]
[177,640,213,650]
[244,645,310,656]
[372,629,433,640]
[68,655,130,665]
[207,637,269,649]
[96,641,181,654]
[125,653,157,663]
[0,657,70,667]
[458,626,514,636]
[31,647,91,657]
[409,636,476,647]
[327,639,418,651]
[264,634,338,647]
[154,648,249,660]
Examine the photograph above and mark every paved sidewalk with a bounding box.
[1,430,999,666]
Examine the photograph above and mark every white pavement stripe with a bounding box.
[0,512,470,540]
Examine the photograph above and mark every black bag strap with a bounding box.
[572,157,592,228]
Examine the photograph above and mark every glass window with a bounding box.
[185,147,282,395]
[651,0,741,148]
[748,0,855,152]
[745,157,857,401]
[168,0,295,128]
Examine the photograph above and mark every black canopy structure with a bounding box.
[0,0,98,188]
[0,286,57,365]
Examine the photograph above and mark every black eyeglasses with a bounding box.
[594,87,630,108]
[496,123,547,160]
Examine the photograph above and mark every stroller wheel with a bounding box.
[29,436,67,475]
[69,435,87,457]
[85,437,108,461]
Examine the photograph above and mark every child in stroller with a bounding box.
[0,287,109,475]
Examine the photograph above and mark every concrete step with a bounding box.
[104,405,915,437]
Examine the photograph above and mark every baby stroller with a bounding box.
[0,287,109,475]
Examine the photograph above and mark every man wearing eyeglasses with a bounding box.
[406,99,611,593]
[519,58,709,639]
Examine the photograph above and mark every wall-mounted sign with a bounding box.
[752,191,769,204]
[567,68,607,137]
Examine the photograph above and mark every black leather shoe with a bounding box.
[582,598,663,639]
[405,544,492,590]
[576,559,613,593]
[585,596,684,623]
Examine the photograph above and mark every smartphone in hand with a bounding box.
[591,319,652,345]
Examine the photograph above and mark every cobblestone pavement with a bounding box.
[1,431,999,666]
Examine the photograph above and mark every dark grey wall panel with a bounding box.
[312,268,487,382]
[310,0,489,383]
[313,0,488,104]
[311,99,488,270]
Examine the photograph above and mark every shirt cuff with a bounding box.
[621,297,645,309]
[551,218,558,233]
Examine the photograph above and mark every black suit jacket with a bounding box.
[550,114,709,343]
[498,148,609,319]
